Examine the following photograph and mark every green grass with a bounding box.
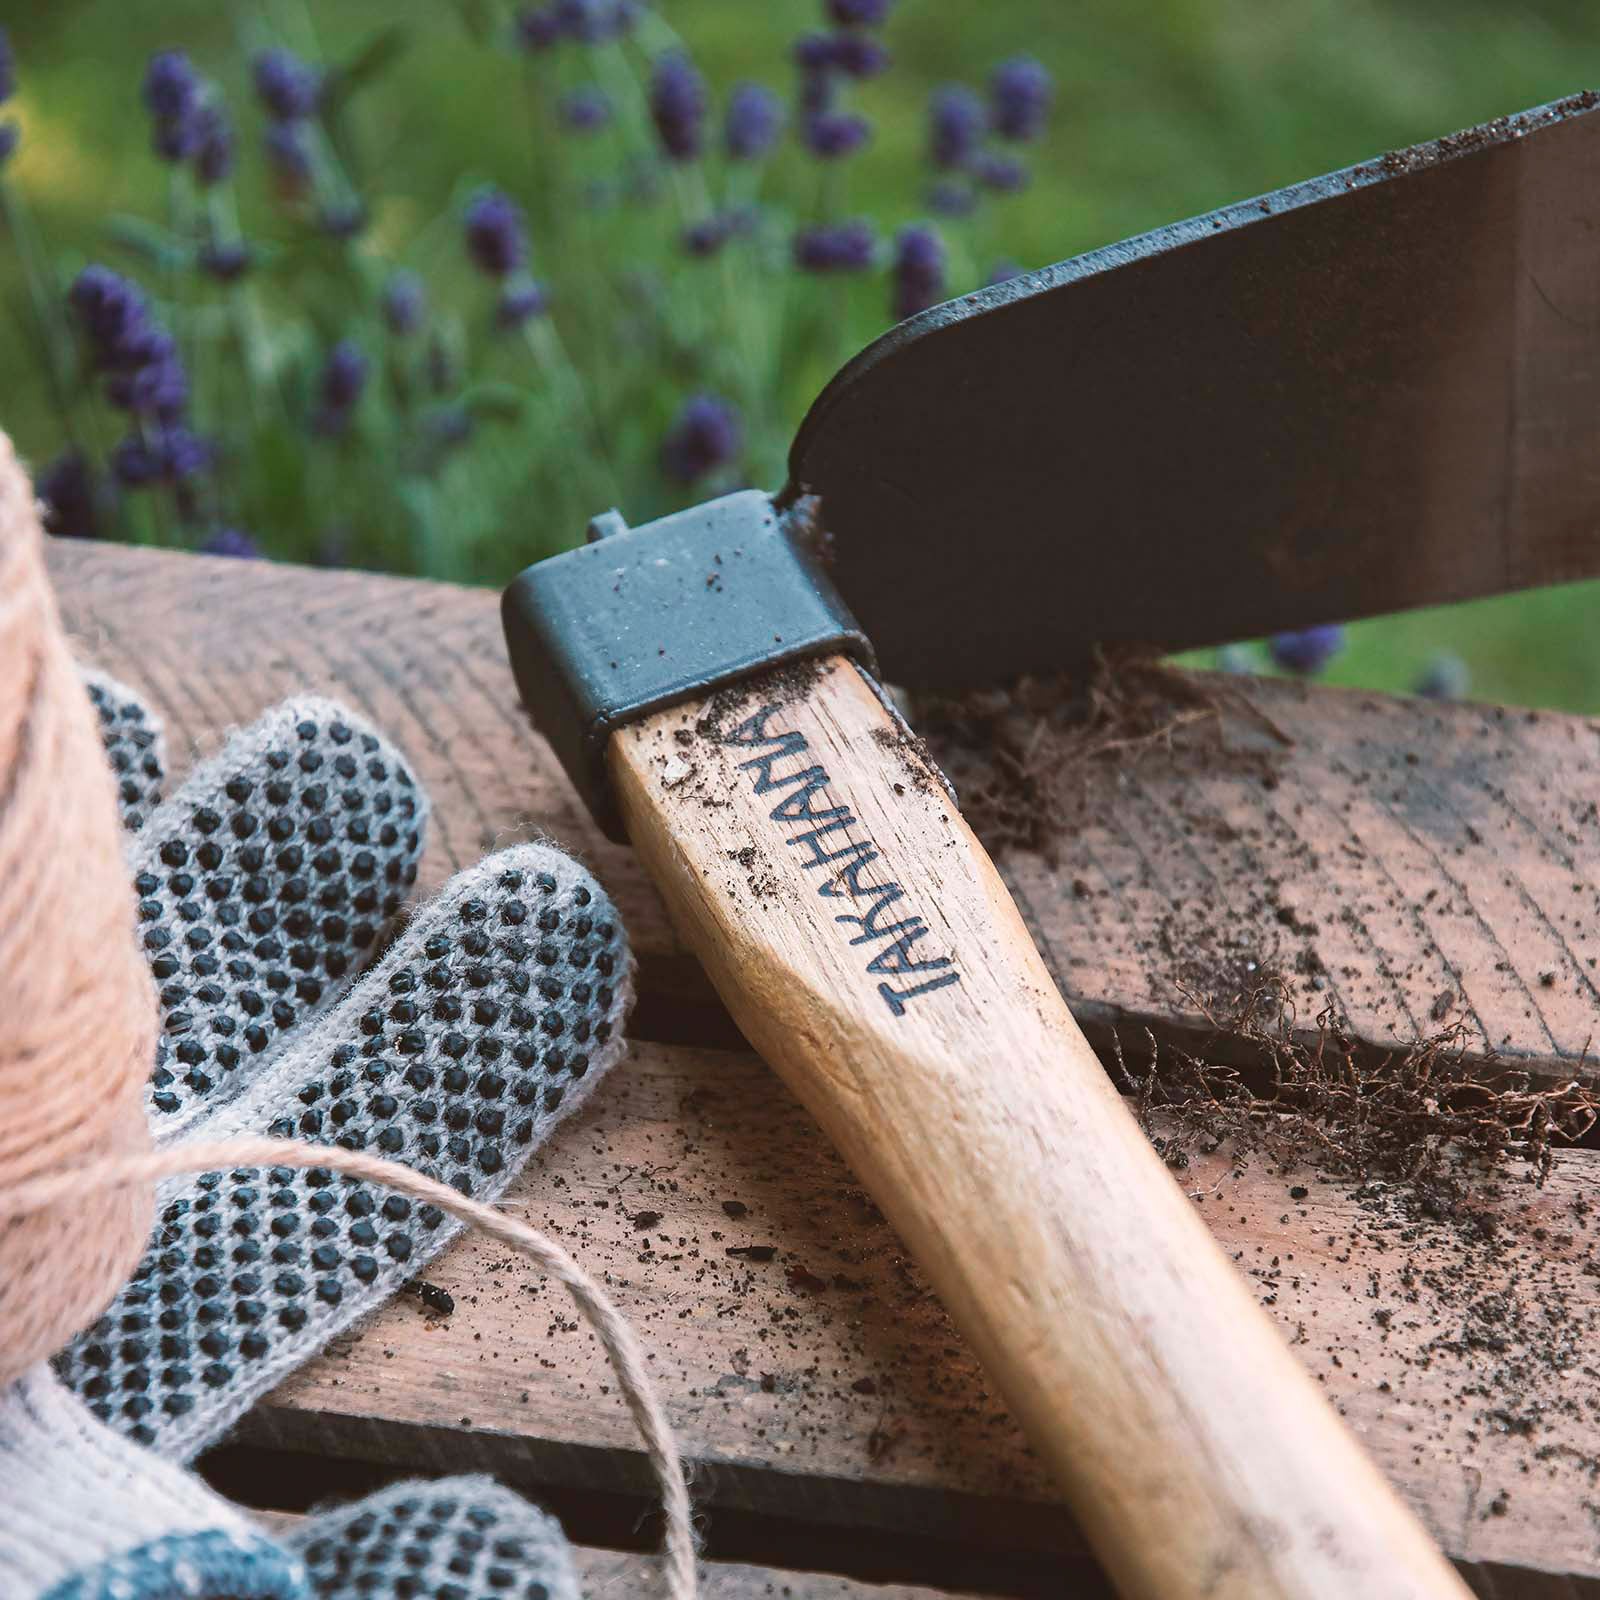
[5,0,1600,709]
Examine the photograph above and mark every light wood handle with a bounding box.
[610,655,1470,1600]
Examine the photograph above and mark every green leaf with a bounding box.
[457,382,526,423]
[323,25,411,112]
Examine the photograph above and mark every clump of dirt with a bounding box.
[913,647,1290,862]
[696,657,825,744]
[1110,963,1600,1193]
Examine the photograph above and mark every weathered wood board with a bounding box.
[46,541,1600,1595]
[237,1037,1600,1595]
[51,540,1600,1082]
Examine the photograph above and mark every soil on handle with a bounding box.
[913,647,1291,863]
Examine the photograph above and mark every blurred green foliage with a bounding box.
[4,0,1600,708]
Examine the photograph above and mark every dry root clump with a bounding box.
[1113,972,1600,1192]
[914,647,1287,861]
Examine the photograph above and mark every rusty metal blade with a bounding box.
[786,92,1600,689]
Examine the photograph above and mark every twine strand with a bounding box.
[0,433,156,1386]
[0,1137,699,1600]
[0,435,696,1595]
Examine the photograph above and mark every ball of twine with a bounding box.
[0,434,158,1387]
[0,436,698,1596]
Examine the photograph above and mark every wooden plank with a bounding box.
[48,540,1600,1079]
[42,543,1600,1592]
[576,1551,984,1600]
[234,1037,1600,1596]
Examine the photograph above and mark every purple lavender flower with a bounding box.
[318,199,368,239]
[35,452,98,540]
[682,216,729,258]
[157,428,210,482]
[263,121,311,188]
[1269,624,1345,677]
[68,267,181,400]
[463,188,528,277]
[650,52,706,162]
[725,82,782,160]
[827,33,890,78]
[514,5,563,50]
[110,435,162,488]
[0,27,15,104]
[142,51,199,123]
[381,270,426,335]
[312,341,368,437]
[929,84,984,170]
[0,124,16,169]
[151,115,201,163]
[496,281,549,328]
[106,350,189,422]
[253,48,321,121]
[926,179,975,217]
[111,427,209,487]
[660,394,742,484]
[974,151,1028,193]
[198,241,253,282]
[69,266,144,357]
[792,219,875,273]
[803,108,870,160]
[200,527,260,559]
[826,0,893,25]
[143,52,204,164]
[793,34,835,73]
[560,85,612,134]
[552,0,636,42]
[192,104,234,186]
[989,55,1052,142]
[318,340,369,412]
[891,223,945,321]
[985,259,1025,286]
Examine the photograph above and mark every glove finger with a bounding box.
[57,841,632,1461]
[287,1477,579,1600]
[82,668,167,833]
[132,697,430,1144]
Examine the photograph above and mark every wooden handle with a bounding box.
[610,655,1469,1600]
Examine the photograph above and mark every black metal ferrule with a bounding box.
[501,489,877,840]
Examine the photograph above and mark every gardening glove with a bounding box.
[40,676,625,1599]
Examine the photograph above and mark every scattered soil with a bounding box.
[696,657,825,744]
[1109,961,1600,1194]
[914,647,1291,863]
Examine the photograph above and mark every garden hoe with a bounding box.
[504,93,1600,1600]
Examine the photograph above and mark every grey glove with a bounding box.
[27,674,628,1600]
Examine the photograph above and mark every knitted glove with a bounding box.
[0,1365,310,1600]
[30,678,626,1600]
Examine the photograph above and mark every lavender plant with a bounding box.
[0,9,1053,581]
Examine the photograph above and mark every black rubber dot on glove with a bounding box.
[83,668,168,831]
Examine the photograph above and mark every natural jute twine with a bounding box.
[0,437,697,1600]
[0,433,157,1387]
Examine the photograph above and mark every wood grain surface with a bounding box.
[49,539,1600,1082]
[612,656,1468,1600]
[44,541,1600,1597]
[245,1037,1600,1596]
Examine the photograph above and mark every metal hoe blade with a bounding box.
[786,92,1600,689]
